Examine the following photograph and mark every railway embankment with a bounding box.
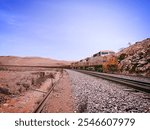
[67,70,150,113]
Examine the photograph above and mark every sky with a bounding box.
[0,0,150,60]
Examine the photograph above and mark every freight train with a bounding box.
[71,50,118,73]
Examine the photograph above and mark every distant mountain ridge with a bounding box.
[0,56,71,66]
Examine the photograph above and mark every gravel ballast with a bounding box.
[66,70,150,113]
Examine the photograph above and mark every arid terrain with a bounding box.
[0,57,74,112]
[117,38,150,77]
[0,66,70,112]
[0,38,150,113]
[0,56,71,66]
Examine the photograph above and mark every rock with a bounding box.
[147,57,150,62]
[132,62,138,65]
[117,38,150,77]
[138,60,148,65]
[137,64,144,67]
[67,70,150,113]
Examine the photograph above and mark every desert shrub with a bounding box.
[0,87,11,95]
[94,65,103,72]
[0,66,6,71]
[107,64,118,73]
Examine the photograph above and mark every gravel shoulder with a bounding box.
[66,70,150,113]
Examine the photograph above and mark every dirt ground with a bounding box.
[42,70,74,113]
[0,78,53,112]
[0,66,74,113]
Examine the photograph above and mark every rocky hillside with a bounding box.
[0,56,71,66]
[117,38,150,77]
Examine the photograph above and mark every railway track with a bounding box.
[73,69,150,93]
[33,72,63,113]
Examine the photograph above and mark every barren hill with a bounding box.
[0,56,71,66]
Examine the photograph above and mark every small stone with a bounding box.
[3,103,9,107]
[138,60,148,65]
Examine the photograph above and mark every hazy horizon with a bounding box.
[0,0,150,60]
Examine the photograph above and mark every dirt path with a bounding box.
[42,70,74,113]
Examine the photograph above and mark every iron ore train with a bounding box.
[70,50,118,73]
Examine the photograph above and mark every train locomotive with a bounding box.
[71,50,118,73]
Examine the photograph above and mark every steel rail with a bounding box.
[74,70,150,93]
[33,74,63,113]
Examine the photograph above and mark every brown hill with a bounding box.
[0,56,71,66]
[117,38,150,77]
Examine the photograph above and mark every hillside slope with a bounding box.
[117,38,150,77]
[0,56,71,66]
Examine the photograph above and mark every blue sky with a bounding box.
[0,0,150,60]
